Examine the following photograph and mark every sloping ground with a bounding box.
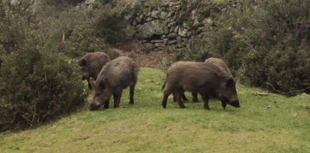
[0,68,309,153]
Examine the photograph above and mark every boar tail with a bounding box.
[161,80,166,91]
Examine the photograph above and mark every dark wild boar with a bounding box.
[162,61,240,110]
[89,56,138,111]
[178,57,234,102]
[78,52,110,90]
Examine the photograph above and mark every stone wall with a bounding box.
[126,0,212,50]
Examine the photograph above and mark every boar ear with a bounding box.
[89,77,95,88]
[226,78,235,88]
[81,59,87,66]
[99,81,106,90]
[78,59,87,66]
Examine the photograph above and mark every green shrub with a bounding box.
[0,2,89,131]
[62,1,132,58]
[205,0,310,93]
[0,47,89,131]
[168,37,210,65]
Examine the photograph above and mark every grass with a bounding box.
[0,67,310,153]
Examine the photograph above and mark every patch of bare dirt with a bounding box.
[105,38,172,69]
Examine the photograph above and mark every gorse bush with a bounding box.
[0,1,89,131]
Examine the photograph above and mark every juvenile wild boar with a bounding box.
[89,56,138,111]
[162,61,240,110]
[78,52,110,90]
[178,57,234,102]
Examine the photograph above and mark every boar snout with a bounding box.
[89,102,101,111]
[230,100,241,108]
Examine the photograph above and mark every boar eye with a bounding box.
[95,93,100,97]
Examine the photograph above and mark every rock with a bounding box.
[155,43,165,48]
[181,41,187,47]
[169,27,174,33]
[161,35,167,39]
[136,13,145,23]
[160,11,168,20]
[167,11,175,18]
[177,36,182,43]
[161,0,170,7]
[167,33,177,40]
[170,1,182,9]
[144,11,151,17]
[176,43,183,48]
[174,26,179,33]
[145,17,153,22]
[186,31,192,37]
[124,14,132,20]
[193,19,199,26]
[163,38,168,45]
[168,40,177,45]
[167,21,176,28]
[135,20,165,40]
[182,38,188,42]
[163,27,169,34]
[191,10,196,20]
[183,22,189,29]
[151,11,160,18]
[132,20,137,26]
[178,28,188,37]
[151,40,164,43]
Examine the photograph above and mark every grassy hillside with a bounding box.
[0,67,309,153]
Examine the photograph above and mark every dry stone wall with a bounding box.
[126,0,211,50]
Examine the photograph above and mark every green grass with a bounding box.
[1,67,310,153]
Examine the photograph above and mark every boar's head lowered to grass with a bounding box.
[89,56,138,111]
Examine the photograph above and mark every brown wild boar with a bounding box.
[162,61,240,110]
[89,56,138,111]
[78,52,110,90]
[178,57,234,102]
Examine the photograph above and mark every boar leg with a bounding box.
[181,93,188,101]
[103,97,111,109]
[173,92,188,102]
[221,101,227,110]
[173,92,176,102]
[129,84,135,104]
[162,89,173,108]
[113,89,123,108]
[176,91,186,109]
[200,94,210,110]
[192,92,198,102]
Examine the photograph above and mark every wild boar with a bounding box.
[89,56,138,111]
[162,61,240,110]
[78,52,110,90]
[178,57,234,102]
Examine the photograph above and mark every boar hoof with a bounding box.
[204,105,210,110]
